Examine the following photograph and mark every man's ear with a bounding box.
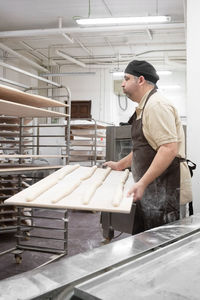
[138,75,145,85]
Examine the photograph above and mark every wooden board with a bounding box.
[71,131,106,138]
[0,116,32,124]
[70,150,105,156]
[71,124,106,130]
[0,165,62,174]
[0,99,68,118]
[70,140,106,147]
[0,124,30,131]
[0,140,31,144]
[0,154,68,158]
[5,166,134,213]
[0,131,20,137]
[0,84,67,108]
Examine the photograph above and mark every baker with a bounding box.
[104,60,192,234]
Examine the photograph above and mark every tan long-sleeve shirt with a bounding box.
[134,90,192,205]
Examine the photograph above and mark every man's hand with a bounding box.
[103,161,121,170]
[127,181,146,202]
[103,152,133,171]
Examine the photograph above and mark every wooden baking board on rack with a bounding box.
[0,99,68,118]
[5,166,134,214]
[0,165,62,175]
[0,84,67,107]
[0,154,68,158]
[0,116,32,124]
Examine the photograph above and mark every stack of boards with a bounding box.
[5,165,134,213]
[0,116,32,231]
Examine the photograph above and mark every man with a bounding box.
[104,60,192,234]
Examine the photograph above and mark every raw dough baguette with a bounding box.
[51,180,82,203]
[112,170,129,207]
[26,177,58,202]
[57,164,80,180]
[82,180,102,205]
[112,183,124,207]
[80,165,97,181]
[121,169,129,184]
[99,167,111,182]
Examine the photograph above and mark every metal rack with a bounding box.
[70,118,111,166]
[0,83,71,235]
[11,207,68,264]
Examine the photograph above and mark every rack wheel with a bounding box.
[101,238,111,245]
[15,254,22,264]
[23,231,30,240]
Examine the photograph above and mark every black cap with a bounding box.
[125,60,159,84]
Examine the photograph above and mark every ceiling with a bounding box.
[0,0,186,73]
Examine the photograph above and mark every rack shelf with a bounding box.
[0,99,68,118]
[69,119,108,166]
[0,82,71,233]
[0,84,68,108]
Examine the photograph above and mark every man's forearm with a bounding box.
[118,151,133,170]
[103,151,132,170]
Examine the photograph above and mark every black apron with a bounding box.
[131,88,180,234]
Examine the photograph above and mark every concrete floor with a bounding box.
[0,209,129,280]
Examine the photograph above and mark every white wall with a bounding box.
[187,0,200,213]
[59,65,118,125]
[59,65,186,126]
[157,70,186,117]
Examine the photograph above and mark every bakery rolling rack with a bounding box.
[0,80,71,263]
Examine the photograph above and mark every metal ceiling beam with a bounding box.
[146,28,153,40]
[0,23,185,38]
[0,77,30,89]
[0,61,62,87]
[0,42,49,73]
[56,50,86,68]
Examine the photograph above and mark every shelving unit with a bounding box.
[0,83,71,233]
[69,119,109,166]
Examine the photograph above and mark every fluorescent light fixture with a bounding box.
[157,70,172,76]
[76,16,171,26]
[158,85,181,90]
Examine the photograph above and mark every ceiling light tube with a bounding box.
[76,16,171,26]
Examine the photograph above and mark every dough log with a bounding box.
[99,167,111,182]
[82,180,102,205]
[26,177,58,202]
[121,169,129,184]
[112,183,123,207]
[80,165,97,181]
[51,180,81,203]
[57,164,80,180]
[112,169,130,207]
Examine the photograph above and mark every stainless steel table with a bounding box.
[1,214,200,300]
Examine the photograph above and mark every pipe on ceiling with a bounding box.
[0,61,62,87]
[56,50,86,68]
[0,23,185,38]
[0,42,49,73]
